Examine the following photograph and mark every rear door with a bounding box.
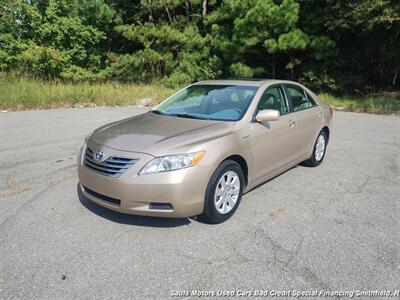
[249,85,298,182]
[285,84,322,160]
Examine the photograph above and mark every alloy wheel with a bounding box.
[214,171,241,214]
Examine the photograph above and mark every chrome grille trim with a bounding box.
[84,147,138,177]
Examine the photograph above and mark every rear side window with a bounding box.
[286,85,316,112]
[257,86,289,115]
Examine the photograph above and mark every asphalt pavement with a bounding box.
[0,107,399,299]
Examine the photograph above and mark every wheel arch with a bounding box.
[222,154,249,187]
[321,126,330,143]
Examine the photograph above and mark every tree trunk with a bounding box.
[272,56,276,79]
[202,0,207,17]
[148,0,154,22]
[393,69,398,87]
[165,5,172,23]
[185,1,190,22]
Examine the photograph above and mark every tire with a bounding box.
[303,130,328,167]
[200,160,245,224]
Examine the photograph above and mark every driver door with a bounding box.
[249,85,298,183]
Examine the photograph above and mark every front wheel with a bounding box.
[303,130,327,167]
[200,160,245,224]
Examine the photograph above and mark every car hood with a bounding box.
[91,112,235,156]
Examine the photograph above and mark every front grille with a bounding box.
[84,147,138,177]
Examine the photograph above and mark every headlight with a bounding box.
[139,151,206,175]
[84,132,93,143]
[78,133,91,163]
[80,133,91,152]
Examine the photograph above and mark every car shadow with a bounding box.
[77,184,192,227]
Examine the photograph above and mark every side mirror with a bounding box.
[255,109,280,122]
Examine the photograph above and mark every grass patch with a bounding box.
[1,73,399,114]
[0,73,175,110]
[320,93,400,115]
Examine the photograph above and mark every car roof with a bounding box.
[194,79,301,87]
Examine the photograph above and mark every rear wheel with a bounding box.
[200,160,244,224]
[303,130,327,167]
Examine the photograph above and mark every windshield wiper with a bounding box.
[172,113,209,120]
[153,110,209,120]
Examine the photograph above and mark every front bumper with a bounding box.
[77,142,213,218]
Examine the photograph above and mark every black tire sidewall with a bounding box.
[201,160,245,224]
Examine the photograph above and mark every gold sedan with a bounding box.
[78,80,332,223]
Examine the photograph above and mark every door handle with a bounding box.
[288,120,296,127]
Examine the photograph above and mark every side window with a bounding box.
[257,86,289,115]
[305,91,317,106]
[286,85,315,112]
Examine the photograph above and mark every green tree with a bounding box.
[1,0,107,80]
[1,0,399,92]
[206,0,335,86]
[107,1,221,86]
[299,0,400,92]
[0,0,41,70]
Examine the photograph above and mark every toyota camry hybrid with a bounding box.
[78,79,332,223]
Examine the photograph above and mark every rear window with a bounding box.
[286,85,316,112]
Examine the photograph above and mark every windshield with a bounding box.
[153,85,258,121]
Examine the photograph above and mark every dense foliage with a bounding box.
[1,0,399,93]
